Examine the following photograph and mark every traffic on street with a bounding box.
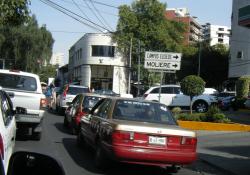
[15,110,228,175]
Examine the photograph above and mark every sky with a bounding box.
[29,0,232,64]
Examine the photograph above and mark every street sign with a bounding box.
[144,51,182,71]
[144,60,181,70]
[145,51,182,62]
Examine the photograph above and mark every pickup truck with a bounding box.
[0,69,46,140]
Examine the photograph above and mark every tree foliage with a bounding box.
[198,43,229,88]
[0,0,31,26]
[38,64,58,83]
[113,0,185,88]
[180,75,205,113]
[0,15,54,73]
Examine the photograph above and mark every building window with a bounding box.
[237,51,243,59]
[218,34,223,37]
[92,45,115,57]
[218,38,224,43]
[218,28,224,31]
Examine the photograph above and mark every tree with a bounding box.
[38,64,57,83]
[0,0,30,26]
[180,75,205,114]
[198,43,229,88]
[0,15,54,72]
[113,0,185,86]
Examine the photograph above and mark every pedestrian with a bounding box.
[45,83,55,109]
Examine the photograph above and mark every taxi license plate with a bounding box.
[149,136,166,145]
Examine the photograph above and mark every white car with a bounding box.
[56,84,90,114]
[0,88,16,175]
[143,85,218,112]
[0,69,46,140]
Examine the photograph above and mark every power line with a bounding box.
[40,0,111,32]
[82,0,118,9]
[82,0,110,32]
[60,0,118,17]
[71,0,91,21]
[40,0,103,32]
[89,0,113,31]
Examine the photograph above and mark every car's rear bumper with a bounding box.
[104,144,197,166]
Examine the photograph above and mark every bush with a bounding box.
[236,76,250,98]
[176,109,231,123]
[176,113,204,121]
[206,105,221,122]
[171,107,182,115]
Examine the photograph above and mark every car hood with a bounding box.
[109,119,196,137]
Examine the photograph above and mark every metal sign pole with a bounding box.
[158,70,163,102]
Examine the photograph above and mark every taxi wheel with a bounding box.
[63,116,68,128]
[95,146,108,169]
[76,132,85,147]
[33,132,41,141]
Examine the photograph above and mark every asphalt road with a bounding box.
[15,111,226,175]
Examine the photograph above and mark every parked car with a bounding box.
[143,85,217,112]
[244,98,250,109]
[77,97,197,172]
[56,84,90,114]
[0,69,46,140]
[216,91,236,101]
[218,96,236,110]
[64,93,105,134]
[0,87,29,175]
[94,89,120,97]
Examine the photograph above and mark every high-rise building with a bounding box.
[165,8,202,45]
[202,24,231,47]
[50,53,64,67]
[229,0,250,79]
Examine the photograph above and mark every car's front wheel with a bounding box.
[193,100,208,113]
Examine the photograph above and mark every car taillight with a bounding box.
[0,134,4,160]
[181,137,197,146]
[112,131,134,144]
[143,94,148,98]
[40,98,47,109]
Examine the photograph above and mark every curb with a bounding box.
[199,157,237,175]
[177,121,250,132]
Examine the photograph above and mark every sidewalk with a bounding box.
[197,131,250,175]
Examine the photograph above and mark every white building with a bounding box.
[50,53,64,67]
[203,24,231,46]
[229,0,250,78]
[68,33,128,94]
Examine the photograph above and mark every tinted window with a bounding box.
[161,87,173,94]
[151,88,159,93]
[92,45,115,57]
[82,96,103,109]
[68,87,89,95]
[0,73,37,91]
[95,99,112,118]
[173,87,181,94]
[113,100,177,125]
[0,91,13,126]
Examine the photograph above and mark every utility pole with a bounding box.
[137,40,141,97]
[128,38,132,94]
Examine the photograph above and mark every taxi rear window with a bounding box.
[0,73,37,91]
[113,100,177,125]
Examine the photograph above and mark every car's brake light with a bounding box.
[181,137,197,146]
[40,98,47,109]
[0,134,4,159]
[112,131,134,144]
